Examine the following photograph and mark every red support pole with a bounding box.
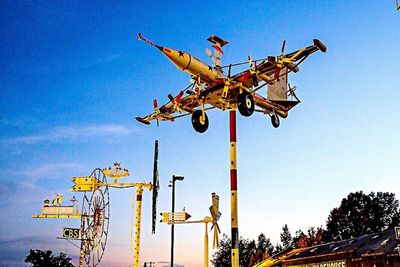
[229,110,239,266]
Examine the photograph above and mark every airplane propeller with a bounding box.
[287,83,297,98]
[269,40,301,81]
[248,55,259,87]
[209,192,221,248]
[168,91,184,113]
[287,83,299,101]
[153,99,160,127]
[206,48,217,67]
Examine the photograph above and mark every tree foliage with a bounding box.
[25,249,74,267]
[280,224,292,248]
[211,233,274,267]
[326,191,400,241]
[212,191,400,265]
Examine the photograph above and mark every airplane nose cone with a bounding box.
[160,47,190,71]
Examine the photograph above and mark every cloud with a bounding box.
[1,124,133,145]
[17,162,86,178]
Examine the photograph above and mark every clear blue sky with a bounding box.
[0,1,399,266]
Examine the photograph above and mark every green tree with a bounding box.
[25,249,74,267]
[293,227,325,248]
[326,191,400,241]
[212,233,275,267]
[256,233,274,256]
[211,234,231,266]
[280,224,292,248]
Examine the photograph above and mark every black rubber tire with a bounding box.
[271,114,280,128]
[238,92,255,117]
[191,110,209,133]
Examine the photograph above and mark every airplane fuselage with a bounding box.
[157,46,222,84]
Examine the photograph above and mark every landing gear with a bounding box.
[238,92,254,117]
[191,110,209,133]
[271,113,280,128]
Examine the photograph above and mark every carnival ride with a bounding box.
[33,140,160,267]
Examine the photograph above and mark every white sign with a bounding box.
[289,260,346,267]
[395,227,400,239]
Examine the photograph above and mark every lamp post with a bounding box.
[169,175,184,267]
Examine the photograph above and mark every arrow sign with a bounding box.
[160,211,191,224]
[70,176,101,192]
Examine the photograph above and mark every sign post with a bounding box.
[160,211,191,224]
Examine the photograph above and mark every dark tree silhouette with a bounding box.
[326,191,400,241]
[212,233,275,267]
[280,224,292,248]
[25,249,74,267]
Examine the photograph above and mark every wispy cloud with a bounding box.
[17,162,86,178]
[2,124,132,144]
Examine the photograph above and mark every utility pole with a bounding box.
[169,175,184,267]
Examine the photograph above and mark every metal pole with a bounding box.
[79,215,86,267]
[229,110,239,267]
[134,186,144,267]
[204,222,209,267]
[171,177,176,267]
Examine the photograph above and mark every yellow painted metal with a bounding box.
[232,248,239,266]
[230,110,239,267]
[33,214,81,219]
[71,177,101,192]
[231,191,238,228]
[33,205,81,219]
[230,142,237,169]
[160,212,169,223]
[204,222,209,267]
[162,216,213,267]
[133,187,143,267]
[129,194,135,251]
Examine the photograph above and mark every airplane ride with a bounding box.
[135,33,327,133]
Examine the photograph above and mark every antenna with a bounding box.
[151,140,159,234]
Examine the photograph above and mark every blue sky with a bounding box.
[1,1,399,266]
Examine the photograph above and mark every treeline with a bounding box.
[211,191,400,266]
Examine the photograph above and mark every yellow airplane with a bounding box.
[396,0,400,10]
[136,34,326,133]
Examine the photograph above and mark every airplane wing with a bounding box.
[230,39,327,90]
[135,85,216,125]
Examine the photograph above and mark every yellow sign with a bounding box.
[71,176,101,192]
[160,212,169,223]
[62,227,81,239]
[289,260,346,267]
[396,227,400,239]
[160,211,191,224]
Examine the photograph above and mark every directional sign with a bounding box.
[62,227,81,239]
[395,227,400,239]
[71,176,101,192]
[160,211,191,224]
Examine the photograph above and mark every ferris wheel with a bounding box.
[81,168,110,267]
